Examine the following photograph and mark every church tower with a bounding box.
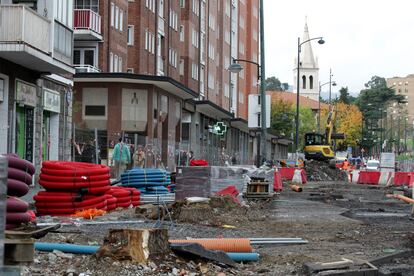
[293,22,320,101]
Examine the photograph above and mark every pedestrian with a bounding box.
[112,138,131,179]
[133,146,146,168]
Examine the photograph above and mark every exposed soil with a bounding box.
[305,160,348,182]
[18,181,414,276]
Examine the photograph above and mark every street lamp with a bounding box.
[318,80,336,133]
[229,58,263,167]
[295,36,325,155]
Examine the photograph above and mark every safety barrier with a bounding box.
[273,170,282,192]
[394,172,414,187]
[279,168,307,184]
[357,171,381,185]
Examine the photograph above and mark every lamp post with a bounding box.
[229,58,262,167]
[295,36,325,155]
[318,80,336,133]
[328,68,333,105]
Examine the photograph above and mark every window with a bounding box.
[85,105,105,116]
[127,68,134,73]
[224,30,230,44]
[109,52,113,72]
[302,75,306,89]
[169,10,178,30]
[169,48,178,67]
[253,29,257,41]
[110,3,115,27]
[208,43,215,60]
[73,48,96,67]
[146,0,155,12]
[224,56,230,69]
[145,30,155,53]
[119,56,122,72]
[191,63,199,80]
[239,91,244,103]
[179,25,185,41]
[180,0,185,8]
[192,0,199,16]
[253,5,258,18]
[309,75,313,89]
[257,113,261,127]
[209,15,215,30]
[208,73,215,89]
[179,59,184,75]
[239,42,245,54]
[127,25,134,45]
[225,0,230,17]
[75,0,99,13]
[239,17,245,29]
[159,0,164,18]
[54,22,73,58]
[119,9,123,31]
[114,54,118,72]
[224,84,229,98]
[239,69,244,79]
[191,29,199,48]
[115,6,119,29]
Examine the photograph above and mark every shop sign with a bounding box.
[25,108,34,162]
[16,81,37,107]
[43,89,61,113]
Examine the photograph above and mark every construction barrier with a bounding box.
[357,171,381,185]
[394,172,414,187]
[280,168,307,184]
[273,170,283,192]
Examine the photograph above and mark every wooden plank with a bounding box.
[4,239,34,264]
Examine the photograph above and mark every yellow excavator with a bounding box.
[304,105,345,160]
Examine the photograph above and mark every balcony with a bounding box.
[0,5,74,74]
[74,9,102,41]
[74,64,101,73]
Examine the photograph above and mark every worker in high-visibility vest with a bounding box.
[342,159,350,171]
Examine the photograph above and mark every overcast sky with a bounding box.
[263,0,414,97]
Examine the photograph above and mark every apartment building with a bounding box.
[0,0,74,173]
[73,0,263,170]
[386,75,414,120]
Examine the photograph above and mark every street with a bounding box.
[23,181,414,276]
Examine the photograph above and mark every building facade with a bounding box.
[0,0,74,175]
[73,0,269,171]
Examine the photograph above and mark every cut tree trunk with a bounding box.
[96,228,170,263]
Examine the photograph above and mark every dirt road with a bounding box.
[24,182,414,275]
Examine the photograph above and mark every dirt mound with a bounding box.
[305,160,348,182]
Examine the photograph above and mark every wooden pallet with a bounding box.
[247,182,270,194]
[4,238,34,265]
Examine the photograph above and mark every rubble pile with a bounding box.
[305,160,347,182]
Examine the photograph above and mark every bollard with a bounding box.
[0,155,8,267]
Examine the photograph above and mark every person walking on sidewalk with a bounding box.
[113,138,131,179]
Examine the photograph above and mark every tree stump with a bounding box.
[96,228,170,263]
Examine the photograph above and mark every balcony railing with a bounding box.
[0,5,50,53]
[74,9,101,35]
[74,64,101,73]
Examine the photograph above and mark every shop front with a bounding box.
[15,80,37,163]
[42,88,61,161]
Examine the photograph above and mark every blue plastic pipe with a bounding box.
[34,242,99,254]
[226,252,260,262]
[34,242,260,262]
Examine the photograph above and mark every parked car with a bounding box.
[365,160,380,171]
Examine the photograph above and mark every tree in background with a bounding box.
[338,86,356,104]
[271,99,316,149]
[356,76,406,153]
[320,103,362,150]
[270,99,295,138]
[265,76,289,91]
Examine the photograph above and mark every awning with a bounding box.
[74,73,198,100]
[190,100,234,120]
[230,118,249,133]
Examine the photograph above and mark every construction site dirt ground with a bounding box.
[24,181,414,276]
